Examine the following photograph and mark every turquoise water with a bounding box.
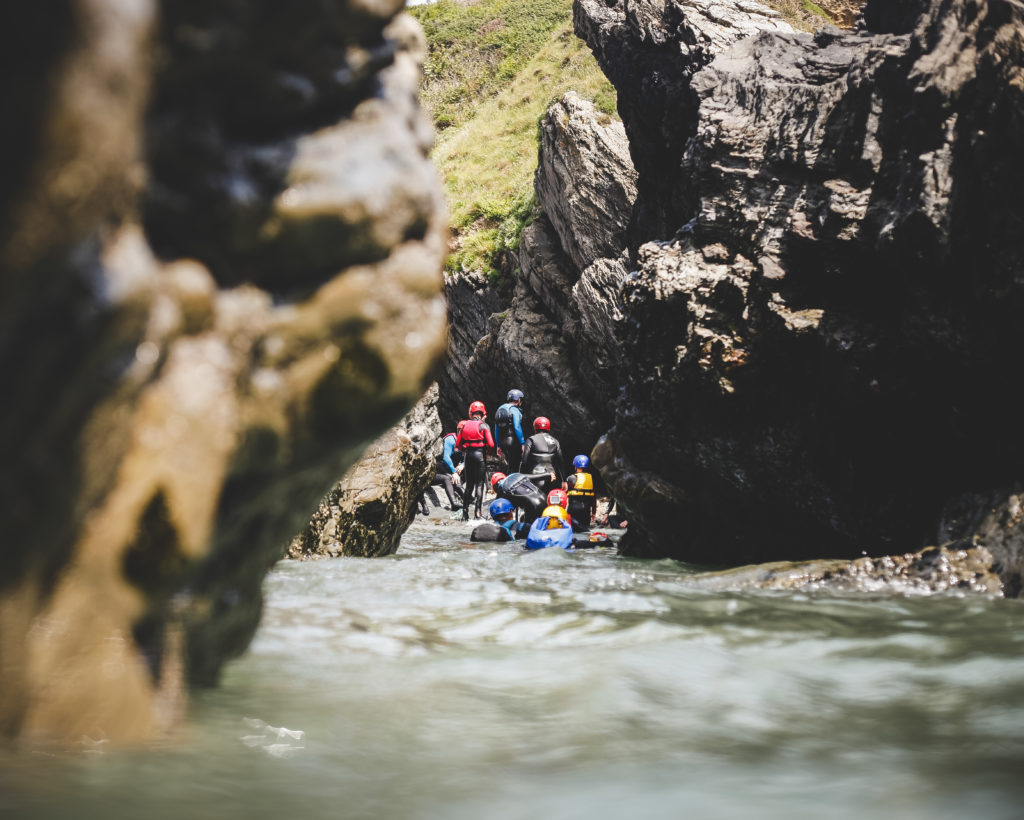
[3,517,1024,819]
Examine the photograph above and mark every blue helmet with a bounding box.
[507,389,524,402]
[489,498,514,518]
[573,454,590,469]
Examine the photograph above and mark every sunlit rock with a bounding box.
[0,0,445,742]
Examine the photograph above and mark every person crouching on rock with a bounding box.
[491,469,551,524]
[430,431,464,511]
[565,454,597,532]
[471,498,526,542]
[456,400,495,520]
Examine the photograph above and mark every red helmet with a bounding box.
[490,471,507,488]
[533,416,550,431]
[469,401,486,417]
[547,488,568,508]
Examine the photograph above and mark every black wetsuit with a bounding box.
[470,520,526,542]
[495,472,549,524]
[456,419,494,520]
[521,432,565,495]
[495,402,525,473]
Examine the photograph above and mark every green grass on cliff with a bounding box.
[411,0,843,279]
[411,0,616,279]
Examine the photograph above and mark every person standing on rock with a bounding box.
[521,416,565,496]
[455,401,495,520]
[495,389,526,473]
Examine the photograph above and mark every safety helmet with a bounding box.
[469,400,486,417]
[489,498,514,518]
[547,488,568,508]
[507,389,524,402]
[490,471,507,488]
[573,454,590,469]
[542,505,570,522]
[533,416,550,431]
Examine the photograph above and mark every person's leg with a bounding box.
[437,474,459,507]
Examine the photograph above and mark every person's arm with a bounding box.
[553,441,566,486]
[442,437,457,474]
[482,422,495,449]
[521,436,533,468]
[512,407,525,445]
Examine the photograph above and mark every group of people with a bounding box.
[417,387,625,548]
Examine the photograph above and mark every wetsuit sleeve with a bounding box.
[553,441,565,483]
[442,437,457,474]
[482,422,495,449]
[566,474,577,490]
[512,407,525,445]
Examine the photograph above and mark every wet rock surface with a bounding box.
[691,545,1003,595]
[290,385,442,559]
[0,1,445,741]
[566,0,1024,577]
[439,93,636,460]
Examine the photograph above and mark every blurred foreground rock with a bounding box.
[0,0,445,742]
[289,385,441,558]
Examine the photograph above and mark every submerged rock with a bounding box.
[690,545,1003,596]
[0,1,445,741]
[290,385,442,559]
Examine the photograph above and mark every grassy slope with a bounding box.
[412,0,615,278]
[411,0,840,279]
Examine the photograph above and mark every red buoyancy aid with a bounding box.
[456,419,494,450]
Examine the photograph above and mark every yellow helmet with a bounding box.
[542,505,570,525]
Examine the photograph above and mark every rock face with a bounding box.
[0,1,445,741]
[564,0,1024,578]
[290,385,442,558]
[440,93,637,461]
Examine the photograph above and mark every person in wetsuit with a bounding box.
[520,416,565,496]
[494,389,526,473]
[470,498,526,542]
[490,469,552,524]
[431,431,464,510]
[565,454,597,532]
[455,401,495,520]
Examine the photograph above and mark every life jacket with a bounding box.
[568,471,595,498]
[495,403,517,440]
[525,516,575,550]
[457,419,488,449]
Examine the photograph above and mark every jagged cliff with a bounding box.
[442,0,1024,588]
[0,0,445,741]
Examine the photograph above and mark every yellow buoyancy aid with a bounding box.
[568,471,595,497]
[541,505,570,525]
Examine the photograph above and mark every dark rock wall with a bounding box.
[572,0,1024,566]
[439,93,637,462]
[0,0,445,741]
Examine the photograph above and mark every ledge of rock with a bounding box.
[289,384,441,559]
[0,1,445,742]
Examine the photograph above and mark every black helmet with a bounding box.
[507,389,524,402]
